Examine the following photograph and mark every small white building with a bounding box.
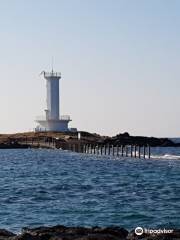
[35,70,75,132]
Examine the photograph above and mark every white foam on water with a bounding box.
[151,154,180,160]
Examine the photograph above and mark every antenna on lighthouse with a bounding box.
[51,57,54,73]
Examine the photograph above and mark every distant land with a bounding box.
[0,131,179,149]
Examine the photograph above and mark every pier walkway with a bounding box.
[20,137,151,159]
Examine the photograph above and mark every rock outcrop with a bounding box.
[0,226,179,240]
[103,132,178,147]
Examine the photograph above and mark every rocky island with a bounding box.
[0,131,179,149]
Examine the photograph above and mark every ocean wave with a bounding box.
[151,154,180,160]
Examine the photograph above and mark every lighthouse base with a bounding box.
[35,119,71,132]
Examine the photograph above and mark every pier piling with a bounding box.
[130,145,133,157]
[125,146,128,157]
[121,145,124,157]
[108,144,110,155]
[93,145,96,154]
[112,145,114,156]
[143,146,146,159]
[117,145,119,157]
[148,145,151,159]
[138,146,141,158]
[134,145,137,158]
[100,145,103,155]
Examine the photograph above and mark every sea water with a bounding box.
[0,148,180,232]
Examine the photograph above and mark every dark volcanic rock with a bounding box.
[103,132,178,147]
[74,234,122,240]
[0,229,15,236]
[20,226,128,240]
[0,229,16,238]
[1,226,180,240]
[92,227,128,238]
[14,233,41,240]
[0,143,29,149]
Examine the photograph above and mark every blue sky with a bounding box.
[0,0,180,137]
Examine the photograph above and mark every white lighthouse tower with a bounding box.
[35,70,71,132]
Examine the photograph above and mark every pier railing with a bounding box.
[19,137,151,159]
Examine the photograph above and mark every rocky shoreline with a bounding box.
[0,225,179,240]
[0,131,179,149]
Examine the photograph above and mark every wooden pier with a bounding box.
[20,137,151,159]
